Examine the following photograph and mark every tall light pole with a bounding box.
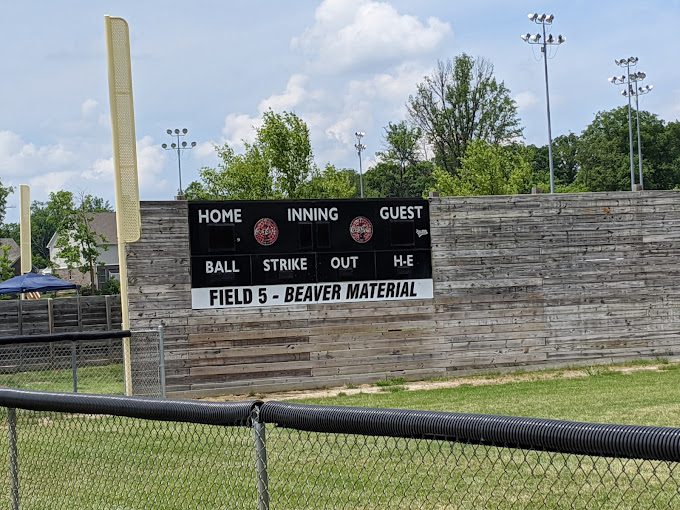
[522,13,566,194]
[609,57,639,191]
[162,128,197,199]
[355,131,366,198]
[622,73,653,190]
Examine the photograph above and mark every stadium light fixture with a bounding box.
[610,57,639,190]
[521,12,565,194]
[162,127,198,198]
[354,131,366,198]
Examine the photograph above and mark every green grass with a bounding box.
[2,362,680,508]
[0,363,124,394]
[302,363,680,427]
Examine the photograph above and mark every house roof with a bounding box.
[0,238,20,263]
[47,211,118,248]
[89,212,118,244]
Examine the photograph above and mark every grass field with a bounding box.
[2,362,680,508]
[0,363,124,395]
[301,361,680,427]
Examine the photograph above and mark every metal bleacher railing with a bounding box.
[0,390,678,509]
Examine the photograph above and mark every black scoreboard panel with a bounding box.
[188,199,433,308]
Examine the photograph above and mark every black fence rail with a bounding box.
[0,330,164,397]
[0,390,678,509]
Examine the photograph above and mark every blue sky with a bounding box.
[2,0,679,221]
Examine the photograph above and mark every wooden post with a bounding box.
[16,300,22,336]
[105,295,113,360]
[47,298,54,334]
[105,295,112,330]
[76,293,83,332]
[47,298,55,358]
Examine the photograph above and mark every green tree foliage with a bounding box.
[366,121,434,197]
[29,191,111,269]
[527,133,581,191]
[365,161,436,198]
[0,179,12,225]
[429,140,532,196]
[0,223,19,244]
[299,164,357,199]
[408,54,522,175]
[524,108,680,192]
[55,193,107,289]
[185,144,275,200]
[186,110,318,200]
[258,110,314,198]
[0,245,14,282]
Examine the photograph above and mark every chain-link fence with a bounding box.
[0,329,164,396]
[1,390,679,509]
[129,328,165,397]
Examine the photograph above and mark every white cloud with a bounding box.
[194,140,219,160]
[136,136,170,192]
[81,98,98,117]
[221,113,261,153]
[81,157,112,181]
[0,130,77,180]
[514,91,539,110]
[292,0,451,71]
[28,171,79,194]
[258,74,308,112]
[81,136,170,194]
[323,63,426,146]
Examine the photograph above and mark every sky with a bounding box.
[2,0,680,222]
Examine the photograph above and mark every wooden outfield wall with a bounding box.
[126,191,680,397]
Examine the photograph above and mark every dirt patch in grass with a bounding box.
[205,362,676,403]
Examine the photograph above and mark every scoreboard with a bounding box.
[188,199,433,309]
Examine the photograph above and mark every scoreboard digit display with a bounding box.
[188,199,433,309]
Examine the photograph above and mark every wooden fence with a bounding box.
[0,295,122,337]
[126,193,680,397]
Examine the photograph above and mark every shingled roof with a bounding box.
[88,212,118,244]
[0,238,20,263]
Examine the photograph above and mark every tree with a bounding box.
[575,107,669,191]
[298,164,357,199]
[29,191,111,269]
[365,161,436,198]
[0,223,19,244]
[0,245,14,282]
[526,133,581,191]
[186,110,314,200]
[259,110,314,198]
[52,192,110,288]
[185,144,275,200]
[408,54,523,175]
[0,179,12,225]
[429,140,532,196]
[368,121,434,197]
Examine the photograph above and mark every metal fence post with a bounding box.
[71,341,78,393]
[7,407,20,510]
[251,408,270,510]
[158,325,166,398]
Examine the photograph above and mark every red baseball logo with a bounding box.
[254,218,279,246]
[349,216,373,243]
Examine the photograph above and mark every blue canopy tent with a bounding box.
[0,272,79,296]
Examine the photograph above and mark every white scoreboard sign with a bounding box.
[188,199,433,309]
